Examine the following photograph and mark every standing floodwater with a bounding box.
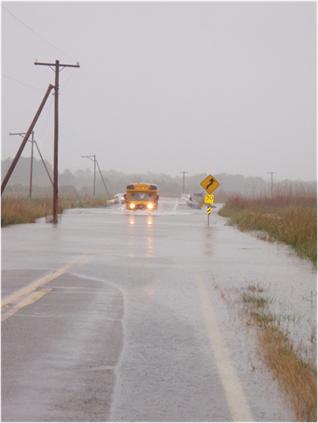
[2,198,316,421]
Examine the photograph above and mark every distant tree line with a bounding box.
[2,157,316,201]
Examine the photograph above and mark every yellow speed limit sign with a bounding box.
[204,194,214,204]
[200,174,220,194]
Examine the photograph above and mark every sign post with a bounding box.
[200,175,220,226]
[207,204,212,226]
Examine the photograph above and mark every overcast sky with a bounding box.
[2,1,316,180]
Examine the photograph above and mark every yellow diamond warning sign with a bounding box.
[200,175,220,194]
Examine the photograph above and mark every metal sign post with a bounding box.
[200,175,220,226]
[207,205,212,226]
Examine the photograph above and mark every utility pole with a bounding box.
[180,171,188,195]
[81,154,111,198]
[9,131,54,196]
[2,84,54,195]
[268,171,275,198]
[35,59,80,223]
[95,159,111,198]
[9,131,35,199]
[30,131,34,198]
[81,155,96,196]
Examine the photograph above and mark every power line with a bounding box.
[1,84,54,195]
[2,73,43,92]
[81,154,111,198]
[96,160,111,199]
[9,131,53,198]
[9,131,35,199]
[81,155,97,196]
[3,71,74,94]
[2,5,76,62]
[35,59,80,224]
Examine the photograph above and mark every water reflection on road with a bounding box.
[2,197,316,422]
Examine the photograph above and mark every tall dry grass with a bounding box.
[219,194,317,265]
[242,285,317,421]
[1,196,108,227]
[261,326,317,422]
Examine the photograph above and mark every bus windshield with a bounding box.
[130,192,153,201]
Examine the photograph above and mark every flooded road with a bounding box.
[2,198,316,421]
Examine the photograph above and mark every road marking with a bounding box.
[197,278,253,421]
[2,289,51,322]
[1,255,91,320]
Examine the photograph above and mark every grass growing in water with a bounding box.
[242,292,267,308]
[241,284,317,421]
[219,194,317,265]
[1,196,108,227]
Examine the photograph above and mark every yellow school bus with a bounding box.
[124,183,159,211]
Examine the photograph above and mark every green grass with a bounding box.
[219,195,317,265]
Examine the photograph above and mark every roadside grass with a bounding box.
[241,284,317,421]
[1,196,108,227]
[219,194,317,265]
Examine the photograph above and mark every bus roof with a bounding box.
[126,183,158,191]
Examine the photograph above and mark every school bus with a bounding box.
[124,183,159,210]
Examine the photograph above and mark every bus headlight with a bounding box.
[129,203,136,209]
[147,203,154,210]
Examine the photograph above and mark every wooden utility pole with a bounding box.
[9,131,35,199]
[93,156,97,197]
[268,171,275,198]
[2,84,54,195]
[9,131,54,194]
[35,59,80,223]
[180,171,188,194]
[81,155,97,196]
[81,154,111,198]
[29,131,34,198]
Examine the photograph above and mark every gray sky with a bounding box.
[2,1,316,180]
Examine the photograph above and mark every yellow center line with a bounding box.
[2,289,51,322]
[1,255,92,310]
[197,277,253,421]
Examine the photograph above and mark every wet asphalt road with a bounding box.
[2,198,316,421]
